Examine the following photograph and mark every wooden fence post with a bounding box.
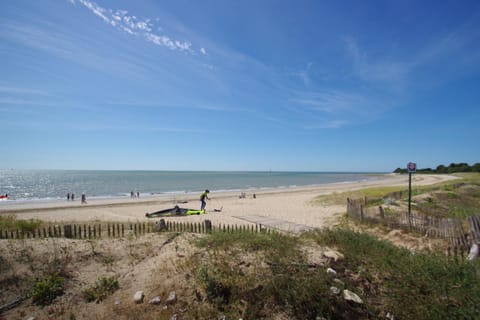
[157,219,166,232]
[379,206,385,220]
[64,225,73,239]
[205,220,212,233]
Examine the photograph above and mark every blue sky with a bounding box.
[1,0,479,171]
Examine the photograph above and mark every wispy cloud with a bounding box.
[70,123,203,133]
[0,86,48,96]
[343,36,409,86]
[304,119,348,129]
[287,89,391,129]
[106,100,252,113]
[290,91,378,115]
[70,0,200,54]
[289,62,313,87]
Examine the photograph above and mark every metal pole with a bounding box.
[408,172,412,229]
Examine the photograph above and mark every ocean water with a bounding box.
[0,170,379,202]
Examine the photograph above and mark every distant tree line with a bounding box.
[393,162,480,174]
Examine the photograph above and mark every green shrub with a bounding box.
[197,266,232,307]
[0,215,16,230]
[31,272,65,306]
[0,215,42,232]
[83,277,119,302]
[16,219,42,233]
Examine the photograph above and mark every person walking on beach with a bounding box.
[67,193,70,201]
[81,193,87,205]
[200,189,210,211]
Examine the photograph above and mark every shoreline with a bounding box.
[0,174,384,211]
[0,171,381,204]
[0,174,459,230]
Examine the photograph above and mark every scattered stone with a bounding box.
[330,286,340,295]
[170,314,178,320]
[467,243,479,260]
[333,278,344,286]
[149,296,161,305]
[133,291,144,304]
[219,316,227,320]
[343,289,363,304]
[326,267,337,275]
[114,298,121,305]
[386,312,395,320]
[26,317,36,320]
[166,291,177,304]
[323,249,344,261]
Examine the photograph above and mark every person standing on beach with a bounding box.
[200,189,210,211]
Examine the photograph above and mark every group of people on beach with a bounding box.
[64,189,211,210]
[130,191,140,199]
[67,192,87,204]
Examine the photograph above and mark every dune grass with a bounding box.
[0,214,42,233]
[189,228,480,319]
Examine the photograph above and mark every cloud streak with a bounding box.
[0,86,48,96]
[70,0,199,54]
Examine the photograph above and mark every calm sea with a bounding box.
[0,170,380,202]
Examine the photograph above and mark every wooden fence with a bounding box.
[0,219,273,240]
[347,198,477,256]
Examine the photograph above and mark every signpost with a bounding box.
[407,162,416,229]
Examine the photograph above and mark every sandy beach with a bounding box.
[0,174,458,231]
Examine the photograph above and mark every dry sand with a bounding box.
[0,174,458,232]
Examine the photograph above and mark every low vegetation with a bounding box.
[83,276,119,302]
[0,225,478,319]
[313,173,480,219]
[30,272,65,306]
[187,229,480,319]
[0,214,42,233]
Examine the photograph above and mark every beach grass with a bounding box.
[312,173,480,218]
[187,228,480,319]
[0,214,42,233]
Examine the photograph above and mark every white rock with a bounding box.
[333,278,344,286]
[149,296,161,305]
[386,312,395,320]
[330,286,340,295]
[166,291,177,304]
[467,243,479,260]
[326,267,337,275]
[323,249,344,261]
[114,298,121,305]
[343,289,363,304]
[133,291,144,303]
